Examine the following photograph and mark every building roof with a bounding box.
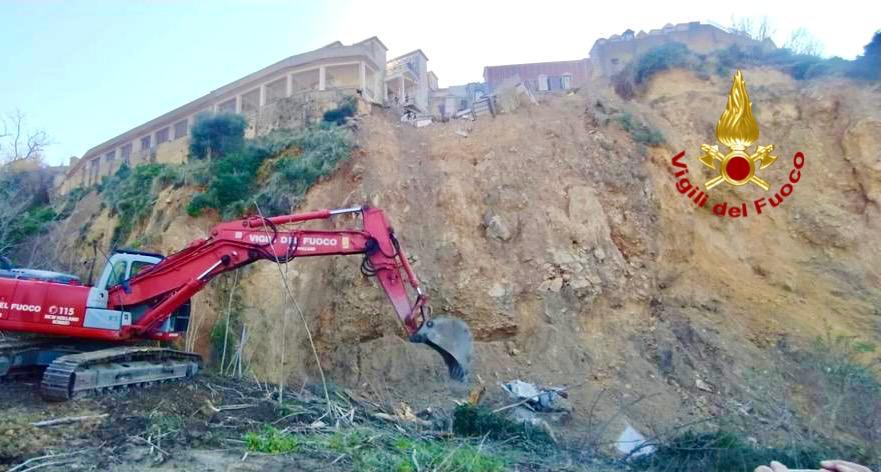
[355,36,389,51]
[483,58,588,76]
[387,49,429,63]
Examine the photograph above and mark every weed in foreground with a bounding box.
[453,404,553,444]
[241,426,509,471]
[630,430,852,472]
[244,426,300,454]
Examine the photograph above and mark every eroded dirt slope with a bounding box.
[45,68,881,448]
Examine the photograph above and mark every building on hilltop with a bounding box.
[429,83,487,120]
[588,21,776,77]
[385,49,431,112]
[59,37,389,194]
[482,60,591,94]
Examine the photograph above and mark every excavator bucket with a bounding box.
[410,317,473,382]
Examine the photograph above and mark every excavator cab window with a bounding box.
[105,260,154,290]
[130,261,153,279]
[106,260,128,288]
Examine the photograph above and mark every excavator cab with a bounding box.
[86,249,191,337]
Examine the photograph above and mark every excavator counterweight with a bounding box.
[0,206,472,399]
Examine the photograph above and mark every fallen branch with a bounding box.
[10,451,84,472]
[18,460,75,472]
[30,414,108,427]
[218,403,257,411]
[372,412,432,427]
[132,435,170,457]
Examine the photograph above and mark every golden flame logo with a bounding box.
[699,70,777,190]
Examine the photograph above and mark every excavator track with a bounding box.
[40,346,202,401]
[0,337,71,381]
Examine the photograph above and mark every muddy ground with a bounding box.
[1,376,338,471]
[0,374,602,472]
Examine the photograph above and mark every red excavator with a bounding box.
[0,206,472,400]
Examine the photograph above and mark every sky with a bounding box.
[1,0,877,166]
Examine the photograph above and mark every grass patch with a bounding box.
[322,96,357,125]
[56,186,88,220]
[634,42,692,85]
[255,125,352,215]
[803,333,881,455]
[812,333,880,390]
[630,430,849,472]
[0,165,75,258]
[99,163,177,247]
[612,32,881,100]
[305,428,508,472]
[244,426,300,454]
[453,404,552,444]
[240,426,510,470]
[186,124,352,219]
[148,411,184,437]
[610,112,665,146]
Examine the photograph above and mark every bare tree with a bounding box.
[729,16,775,42]
[0,109,53,261]
[0,193,30,254]
[0,109,50,163]
[785,28,823,56]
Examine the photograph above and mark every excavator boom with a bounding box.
[0,206,472,398]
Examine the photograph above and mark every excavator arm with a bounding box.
[107,206,472,380]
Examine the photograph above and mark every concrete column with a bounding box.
[359,62,366,93]
[286,73,293,96]
[235,96,242,113]
[259,85,266,106]
[400,77,405,103]
[319,66,326,91]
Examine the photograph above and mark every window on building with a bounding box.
[173,120,188,139]
[325,64,360,89]
[156,127,169,145]
[241,88,260,113]
[291,69,320,93]
[537,74,550,91]
[406,58,419,75]
[217,98,236,114]
[121,143,132,164]
[265,77,287,104]
[141,136,151,151]
[561,74,573,90]
[105,150,116,162]
[89,158,99,186]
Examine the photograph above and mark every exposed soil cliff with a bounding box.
[45,67,881,451]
